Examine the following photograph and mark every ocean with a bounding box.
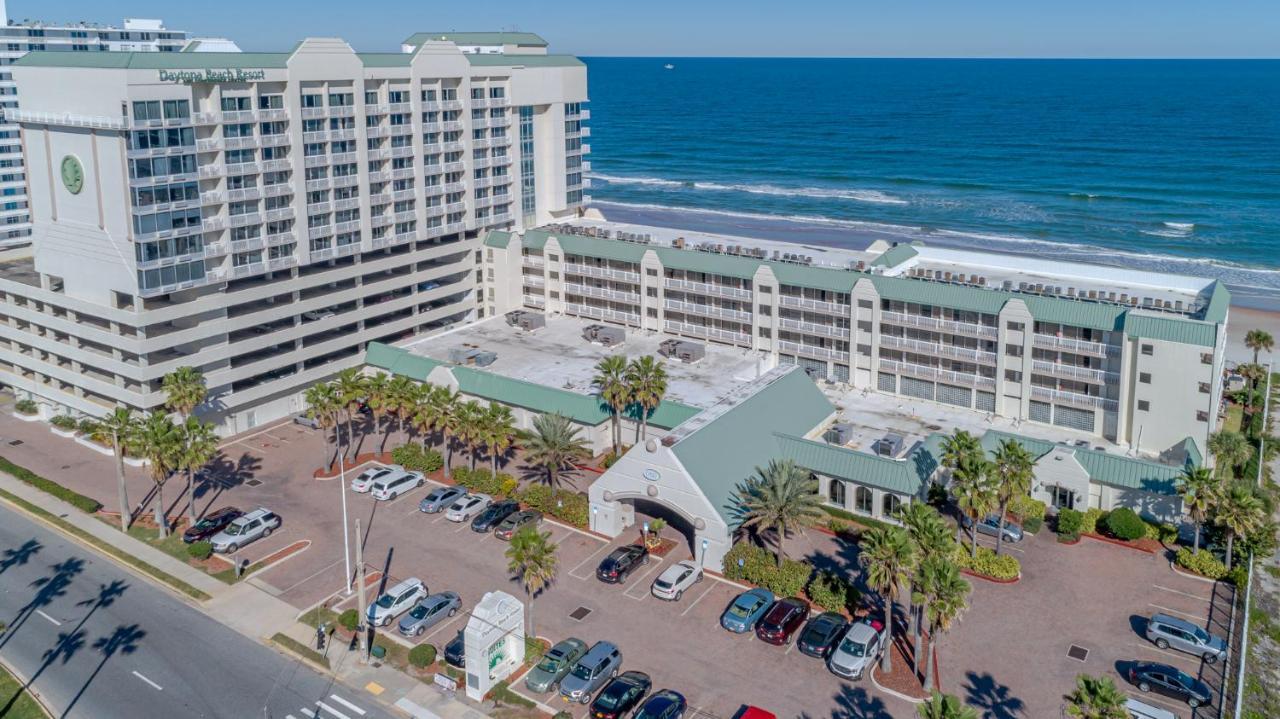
[579,58,1280,309]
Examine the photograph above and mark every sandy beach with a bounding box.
[1227,306,1280,368]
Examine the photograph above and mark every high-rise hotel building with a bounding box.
[4,32,588,433]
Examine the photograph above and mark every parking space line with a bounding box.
[568,542,613,580]
[1149,603,1208,623]
[679,583,717,617]
[1134,641,1203,668]
[424,611,467,641]
[1123,689,1190,713]
[35,609,61,626]
[132,670,163,691]
[1153,584,1212,603]
[622,558,666,601]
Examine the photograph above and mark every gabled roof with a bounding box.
[403,31,548,48]
[973,427,1185,497]
[1124,312,1218,348]
[668,368,835,525]
[980,430,1057,461]
[870,243,919,268]
[364,342,699,430]
[483,230,513,249]
[774,432,941,496]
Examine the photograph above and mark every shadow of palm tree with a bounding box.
[196,450,264,517]
[1,557,85,651]
[827,682,895,719]
[963,671,1026,719]
[0,627,86,716]
[0,538,41,575]
[62,623,147,717]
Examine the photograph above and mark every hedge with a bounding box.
[1022,516,1043,535]
[819,504,894,533]
[0,455,102,513]
[1008,495,1046,521]
[453,467,518,499]
[952,543,1020,581]
[516,485,589,528]
[808,570,859,614]
[1142,519,1180,545]
[1105,507,1147,541]
[1175,548,1227,580]
[50,415,78,430]
[409,643,437,668]
[390,443,443,474]
[14,398,36,415]
[722,542,812,597]
[1080,508,1107,535]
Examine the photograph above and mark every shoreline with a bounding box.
[593,200,1280,367]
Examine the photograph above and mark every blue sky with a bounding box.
[26,0,1280,57]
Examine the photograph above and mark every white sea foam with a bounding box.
[1165,222,1196,231]
[589,173,908,205]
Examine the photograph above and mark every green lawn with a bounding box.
[124,524,255,585]
[1224,404,1244,433]
[0,660,49,718]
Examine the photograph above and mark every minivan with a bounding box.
[1145,613,1227,664]
[559,640,622,704]
[370,469,424,501]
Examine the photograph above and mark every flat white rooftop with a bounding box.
[399,313,769,409]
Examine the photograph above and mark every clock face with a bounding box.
[60,155,84,195]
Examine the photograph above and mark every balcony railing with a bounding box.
[878,358,997,391]
[880,310,999,340]
[523,275,546,287]
[663,278,752,300]
[523,294,546,308]
[565,263,641,284]
[665,299,752,323]
[879,334,997,364]
[523,256,545,269]
[778,340,847,361]
[1030,385,1118,411]
[664,320,751,346]
[779,317,851,339]
[1032,333,1114,358]
[567,283,642,304]
[1030,360,1115,384]
[566,303,641,326]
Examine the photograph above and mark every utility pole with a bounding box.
[339,454,352,594]
[354,517,369,663]
[1258,362,1273,489]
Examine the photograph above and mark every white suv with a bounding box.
[209,508,281,554]
[651,560,704,601]
[367,577,427,627]
[370,469,425,501]
[350,466,395,493]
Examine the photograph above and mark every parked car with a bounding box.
[734,709,777,719]
[633,689,687,719]
[827,618,887,680]
[367,577,428,627]
[1145,613,1227,664]
[559,640,623,704]
[524,637,588,693]
[471,499,520,533]
[495,510,543,540]
[369,469,424,501]
[651,560,703,601]
[420,485,467,514]
[961,513,1024,543]
[397,591,460,637]
[302,307,336,321]
[1127,662,1213,708]
[720,588,776,633]
[445,493,491,523]
[589,670,651,719]
[595,544,649,584]
[209,508,281,553]
[350,466,395,493]
[182,506,242,544]
[755,597,809,645]
[797,612,849,658]
[444,629,466,667]
[292,414,322,429]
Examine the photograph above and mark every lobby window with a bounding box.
[828,480,845,506]
[854,487,872,514]
[882,494,901,517]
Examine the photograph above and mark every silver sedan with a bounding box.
[397,591,461,637]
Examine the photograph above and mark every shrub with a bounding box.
[338,608,360,631]
[1175,548,1227,580]
[517,485,589,527]
[1056,508,1083,537]
[1007,495,1046,521]
[601,450,621,469]
[408,643,437,668]
[1142,520,1179,545]
[554,712,574,719]
[952,544,1020,581]
[0,455,102,513]
[818,504,893,533]
[186,541,213,560]
[390,443,443,474]
[808,570,859,614]
[721,542,813,597]
[50,415,78,431]
[78,418,101,437]
[1105,507,1147,541]
[498,474,519,498]
[1080,508,1107,535]
[927,482,949,506]
[14,398,37,415]
[1022,516,1043,535]
[1227,565,1250,588]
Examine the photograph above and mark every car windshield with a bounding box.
[728,599,760,618]
[1192,626,1210,643]
[838,637,868,657]
[570,662,594,680]
[408,604,428,619]
[635,699,672,719]
[594,683,627,709]
[223,523,245,536]
[536,655,562,673]
[376,593,397,609]
[194,517,218,530]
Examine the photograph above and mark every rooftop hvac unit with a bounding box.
[516,312,545,331]
[872,433,905,458]
[473,351,498,367]
[824,422,854,446]
[449,347,484,364]
[582,324,624,347]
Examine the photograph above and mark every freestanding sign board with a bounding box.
[464,591,525,701]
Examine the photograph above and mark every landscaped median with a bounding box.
[0,657,49,719]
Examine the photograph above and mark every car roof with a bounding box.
[207,506,240,517]
[385,577,424,595]
[583,640,618,661]
[1150,613,1200,631]
[240,508,273,521]
[843,621,880,642]
[552,637,586,654]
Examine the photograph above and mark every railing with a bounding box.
[565,263,641,284]
[523,294,546,308]
[880,310,998,340]
[262,159,291,172]
[878,358,997,391]
[201,217,226,232]
[523,256,545,269]
[1029,385,1118,411]
[230,261,266,278]
[567,283,641,304]
[665,299,752,323]
[664,320,751,346]
[1032,333,1114,358]
[523,275,546,287]
[880,334,997,364]
[566,303,641,326]
[227,187,262,202]
[265,231,295,246]
[779,317,851,339]
[779,340,847,361]
[1030,360,1114,384]
[663,278,752,300]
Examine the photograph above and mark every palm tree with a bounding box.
[917,691,978,719]
[304,382,342,471]
[456,401,485,470]
[990,440,1034,556]
[505,526,558,640]
[161,366,207,421]
[175,417,219,525]
[1245,328,1275,366]
[1063,674,1129,719]
[1208,430,1253,480]
[386,375,418,446]
[333,368,368,459]
[898,502,954,676]
[1215,483,1264,570]
[626,355,668,443]
[1177,465,1219,552]
[951,454,996,557]
[429,386,463,478]
[733,460,825,568]
[134,411,181,539]
[859,525,915,673]
[940,430,983,473]
[523,412,590,489]
[363,371,391,453]
[483,404,518,474]
[98,408,138,532]
[593,355,630,456]
[919,556,971,691]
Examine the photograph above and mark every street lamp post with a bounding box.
[1258,362,1273,489]
[339,454,352,594]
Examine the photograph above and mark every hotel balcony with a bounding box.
[1030,385,1118,411]
[878,358,997,391]
[568,303,641,326]
[777,294,849,316]
[778,317,851,340]
[523,256,545,269]
[880,310,999,341]
[227,187,263,202]
[1030,360,1115,385]
[664,319,751,346]
[565,263,641,284]
[523,274,546,288]
[664,277,753,301]
[1031,334,1114,358]
[567,283,641,304]
[778,340,847,362]
[666,299,752,323]
[880,335,997,364]
[523,294,546,308]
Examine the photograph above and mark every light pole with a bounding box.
[339,454,352,594]
[1258,362,1273,489]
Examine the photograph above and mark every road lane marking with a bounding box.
[1153,584,1212,603]
[1149,603,1207,622]
[301,709,317,718]
[316,700,351,718]
[680,584,716,617]
[35,610,61,626]
[132,671,163,691]
[568,542,612,579]
[329,695,366,715]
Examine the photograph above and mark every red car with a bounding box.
[754,597,809,645]
[735,707,776,719]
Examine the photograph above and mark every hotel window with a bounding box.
[854,487,872,514]
[1196,410,1209,422]
[1139,372,1151,384]
[1004,369,1023,383]
[364,90,378,104]
[162,99,189,120]
[301,94,322,108]
[131,101,162,121]
[1199,382,1211,394]
[422,89,437,102]
[1140,343,1154,356]
[471,87,485,100]
[1138,400,1150,411]
[1005,345,1023,357]
[220,96,250,112]
[327,93,353,107]
[489,87,505,99]
[1006,321,1025,332]
[442,88,457,101]
[1201,353,1213,365]
[259,94,283,110]
[389,90,409,104]
[828,480,845,507]
[882,494,901,517]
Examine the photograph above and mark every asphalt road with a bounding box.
[0,502,396,719]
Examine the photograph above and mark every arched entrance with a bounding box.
[624,497,699,560]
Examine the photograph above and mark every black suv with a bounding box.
[596,544,649,584]
[589,670,651,719]
[471,499,520,533]
[1128,662,1213,708]
[444,630,466,667]
[797,611,848,658]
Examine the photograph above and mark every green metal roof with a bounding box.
[364,342,699,430]
[465,54,584,68]
[669,369,835,526]
[980,430,1057,461]
[483,230,513,249]
[357,53,411,68]
[1124,313,1218,348]
[870,243,920,268]
[774,432,941,495]
[1200,280,1231,324]
[1072,447,1183,497]
[403,32,548,48]
[15,51,290,69]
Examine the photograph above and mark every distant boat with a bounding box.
[664,63,675,70]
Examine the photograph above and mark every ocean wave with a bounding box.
[591,199,920,234]
[589,173,908,205]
